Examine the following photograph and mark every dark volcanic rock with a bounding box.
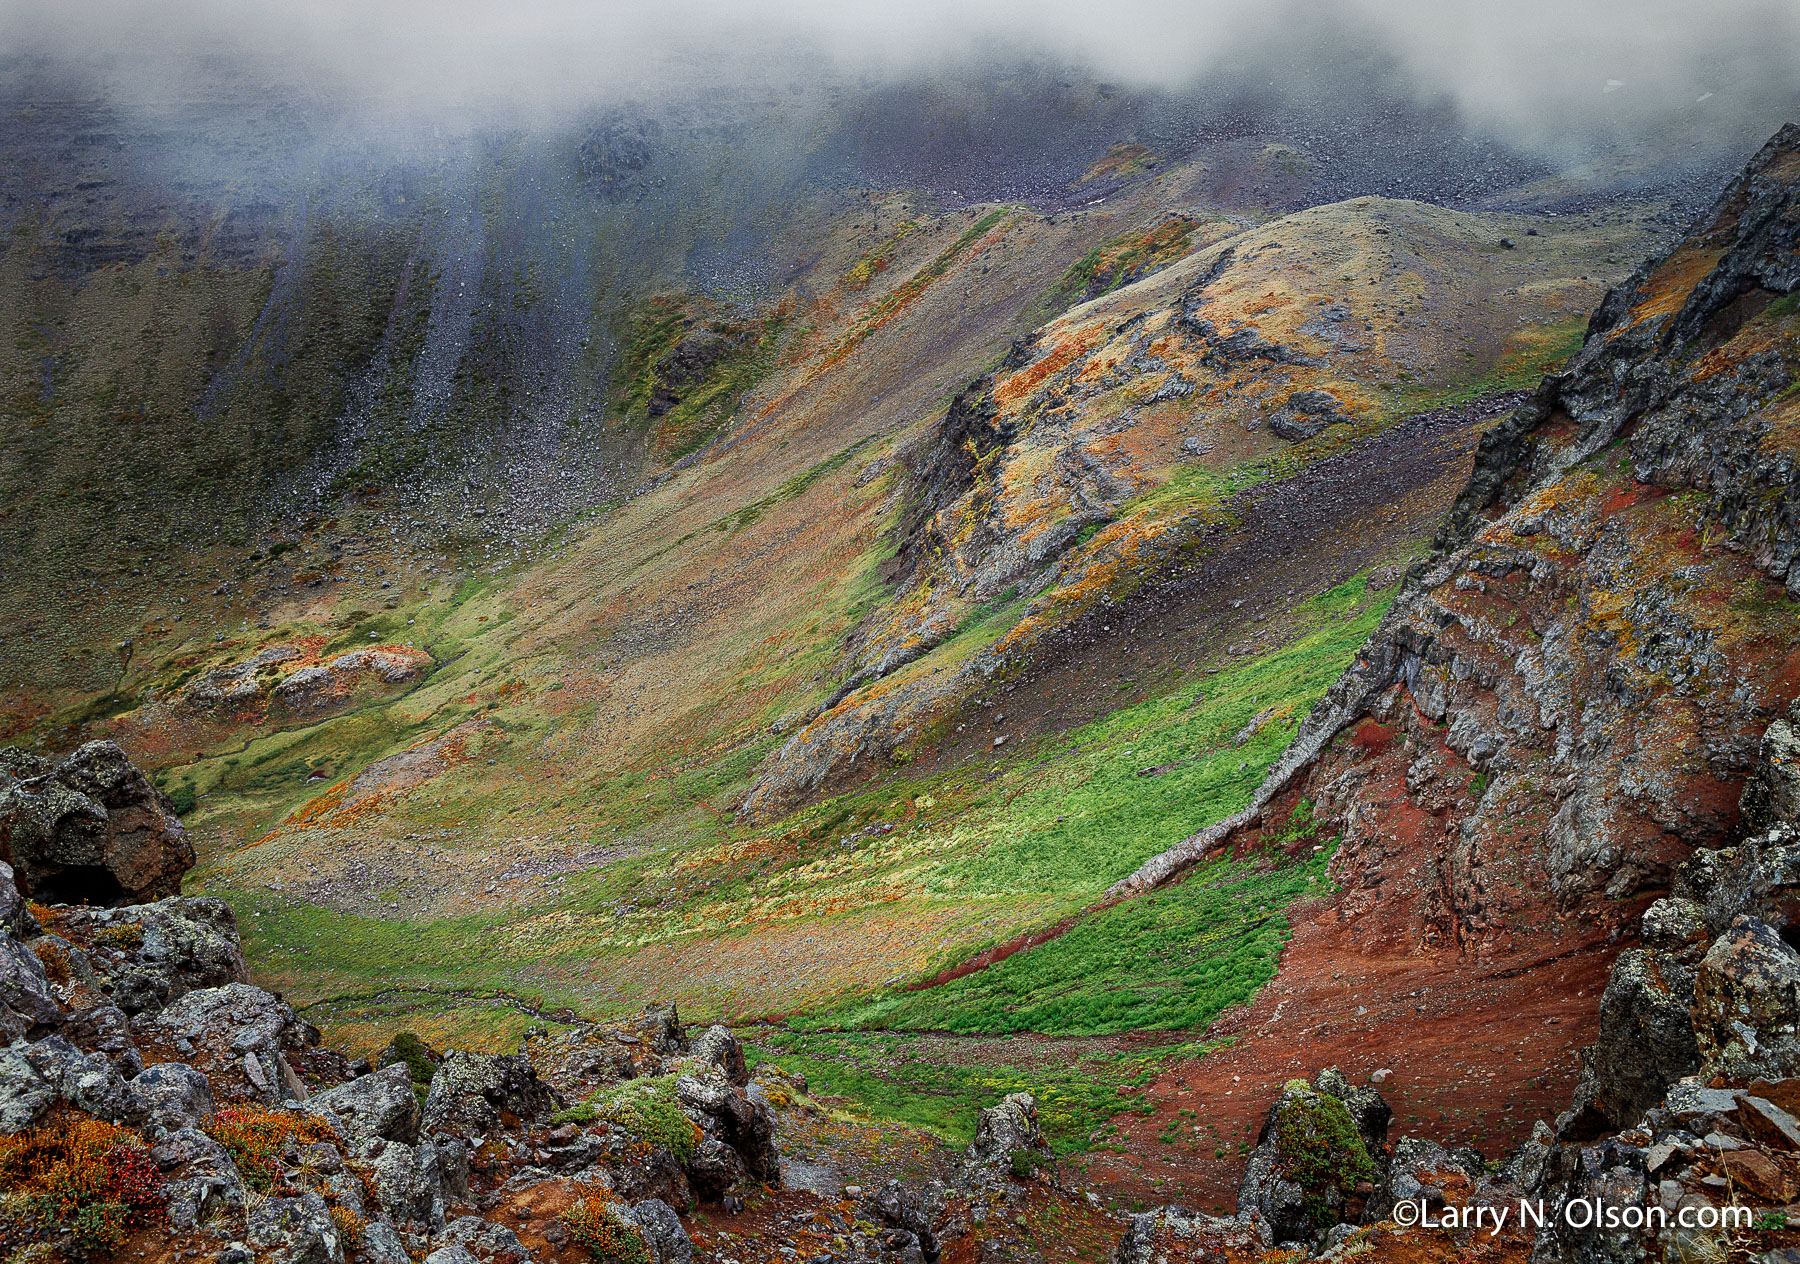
[0,740,193,905]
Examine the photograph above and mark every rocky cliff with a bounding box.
[1115,124,1800,965]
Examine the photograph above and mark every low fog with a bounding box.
[6,0,1799,166]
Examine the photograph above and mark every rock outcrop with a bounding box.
[0,740,193,905]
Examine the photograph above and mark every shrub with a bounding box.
[1274,1086,1374,1228]
[29,940,70,984]
[562,1195,650,1264]
[328,1203,366,1240]
[582,1078,700,1161]
[0,1117,165,1253]
[94,922,144,951]
[201,1107,336,1193]
[166,784,197,816]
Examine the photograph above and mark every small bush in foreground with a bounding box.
[562,1195,650,1264]
[201,1106,335,1193]
[0,1117,165,1254]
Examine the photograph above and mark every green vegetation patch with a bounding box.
[1054,216,1200,308]
[829,838,1334,1036]
[746,1031,1191,1153]
[554,1075,702,1159]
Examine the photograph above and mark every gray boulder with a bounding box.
[1694,913,1800,1081]
[308,1062,421,1145]
[153,1126,247,1230]
[61,896,250,1017]
[361,1219,413,1264]
[0,863,39,938]
[0,1033,148,1132]
[690,1024,748,1086]
[1113,1207,1270,1264]
[371,1139,447,1229]
[0,932,63,1041]
[422,1050,559,1135]
[247,1189,346,1264]
[135,1061,217,1131]
[1561,948,1701,1137]
[1741,704,1800,834]
[434,1214,532,1262]
[421,1249,479,1264]
[631,1199,694,1264]
[1365,1136,1483,1221]
[966,1091,1049,1167]
[676,1071,779,1183]
[143,981,308,1103]
[0,740,194,905]
[62,1003,140,1075]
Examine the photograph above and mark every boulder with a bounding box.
[0,740,193,905]
[0,863,38,938]
[422,1050,560,1135]
[685,1136,748,1200]
[0,1033,149,1132]
[676,1071,779,1183]
[1693,914,1800,1081]
[434,1214,531,1261]
[371,1138,447,1230]
[1364,1136,1482,1221]
[862,1180,939,1263]
[142,981,309,1103]
[1113,1207,1270,1264]
[965,1091,1049,1167]
[1562,948,1701,1136]
[422,1249,479,1264]
[63,1004,141,1076]
[1741,704,1800,834]
[1268,389,1346,442]
[631,1199,694,1264]
[0,930,63,1041]
[361,1220,413,1264]
[690,1024,748,1086]
[153,1125,247,1230]
[308,1062,421,1145]
[134,1061,217,1131]
[247,1189,346,1264]
[1237,1078,1376,1245]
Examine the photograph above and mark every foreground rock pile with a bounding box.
[0,822,785,1263]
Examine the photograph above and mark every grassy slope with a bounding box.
[2,160,1662,1153]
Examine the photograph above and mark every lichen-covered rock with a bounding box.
[308,1062,421,1145]
[0,863,38,939]
[1741,703,1800,834]
[1237,1077,1376,1245]
[689,1024,748,1086]
[57,896,252,1017]
[1561,948,1701,1137]
[0,740,193,905]
[371,1138,447,1230]
[631,1198,694,1264]
[153,1125,247,1230]
[0,929,62,1041]
[1364,1136,1483,1222]
[361,1219,413,1264]
[62,1003,141,1075]
[1693,913,1800,1081]
[142,981,309,1102]
[965,1091,1049,1168]
[1112,1207,1270,1264]
[433,1213,531,1262]
[676,1071,780,1186]
[422,1050,560,1135]
[247,1189,346,1264]
[134,1060,217,1131]
[0,1033,149,1132]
